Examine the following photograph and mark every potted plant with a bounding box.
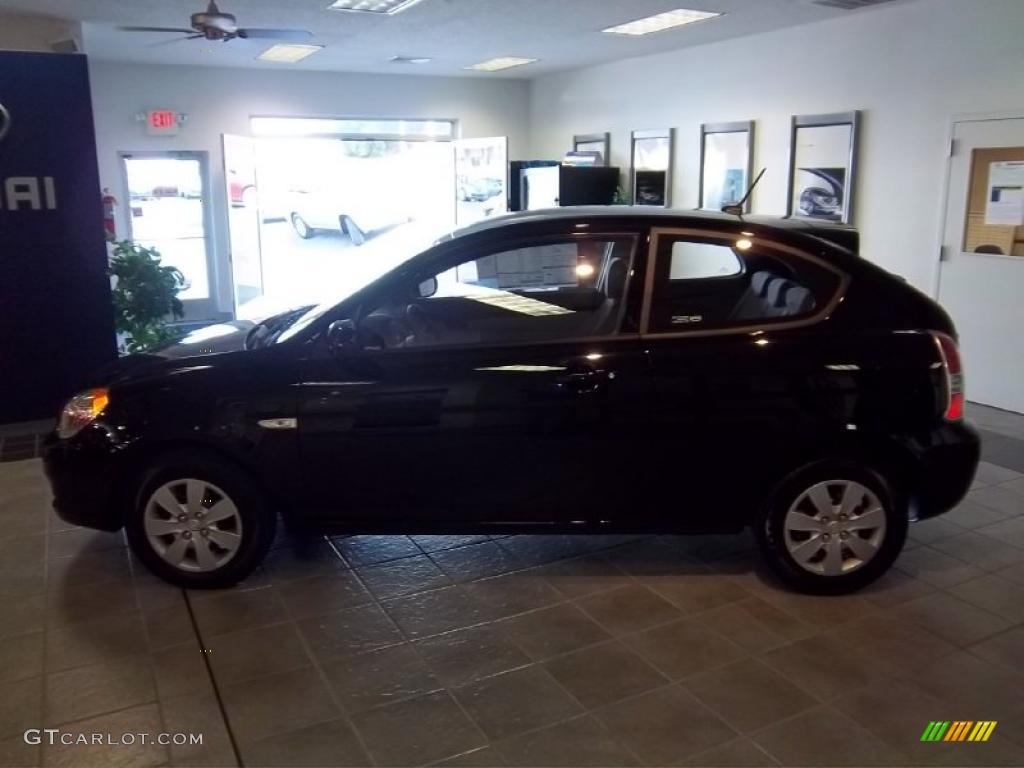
[108,240,186,353]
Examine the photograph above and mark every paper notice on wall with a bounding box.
[985,161,1024,225]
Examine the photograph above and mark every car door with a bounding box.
[636,228,847,532]
[295,228,650,527]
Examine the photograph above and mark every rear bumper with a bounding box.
[42,428,124,532]
[910,421,981,520]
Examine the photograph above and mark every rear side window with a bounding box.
[645,232,844,333]
[669,242,743,280]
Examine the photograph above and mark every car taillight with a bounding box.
[932,332,964,421]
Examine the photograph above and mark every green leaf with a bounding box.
[108,240,186,353]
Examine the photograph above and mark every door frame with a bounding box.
[221,135,265,318]
[118,150,219,321]
[931,109,1024,298]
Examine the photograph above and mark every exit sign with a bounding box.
[146,110,180,136]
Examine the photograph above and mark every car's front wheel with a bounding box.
[125,452,275,588]
[755,461,906,594]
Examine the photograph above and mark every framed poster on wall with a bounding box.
[699,121,754,212]
[454,136,508,227]
[631,128,674,207]
[573,133,610,166]
[787,111,861,224]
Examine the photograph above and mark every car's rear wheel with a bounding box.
[754,461,906,594]
[342,215,366,246]
[125,452,275,588]
[291,213,314,239]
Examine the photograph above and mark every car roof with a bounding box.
[438,206,858,253]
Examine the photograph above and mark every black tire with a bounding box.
[342,215,366,246]
[125,450,276,589]
[754,460,907,595]
[291,213,314,239]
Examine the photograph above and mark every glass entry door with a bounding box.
[121,151,218,321]
[222,135,264,313]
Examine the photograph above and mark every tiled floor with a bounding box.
[2,403,1024,767]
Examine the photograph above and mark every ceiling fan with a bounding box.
[120,1,313,44]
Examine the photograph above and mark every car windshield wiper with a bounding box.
[244,323,270,351]
[245,307,315,350]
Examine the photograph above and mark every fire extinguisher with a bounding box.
[102,188,118,242]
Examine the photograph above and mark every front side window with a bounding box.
[646,233,843,334]
[359,236,637,350]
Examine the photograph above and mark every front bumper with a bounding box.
[42,426,124,532]
[910,420,981,520]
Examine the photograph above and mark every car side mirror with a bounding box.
[327,319,359,354]
[417,277,438,299]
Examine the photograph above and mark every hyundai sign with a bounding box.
[0,53,115,423]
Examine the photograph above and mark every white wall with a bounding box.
[88,61,530,315]
[529,0,1024,292]
[0,10,79,52]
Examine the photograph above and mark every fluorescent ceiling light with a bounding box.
[390,55,432,64]
[603,8,722,36]
[257,44,324,63]
[465,57,538,72]
[327,0,425,14]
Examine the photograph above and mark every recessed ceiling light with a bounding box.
[390,55,432,64]
[327,0,425,14]
[257,44,324,63]
[603,8,722,36]
[464,57,538,72]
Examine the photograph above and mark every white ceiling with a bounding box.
[0,0,916,78]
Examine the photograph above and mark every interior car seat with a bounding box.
[593,257,628,335]
[729,270,780,321]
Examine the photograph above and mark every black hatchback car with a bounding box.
[44,208,979,593]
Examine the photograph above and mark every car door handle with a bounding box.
[556,366,607,394]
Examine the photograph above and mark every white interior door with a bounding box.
[222,134,264,317]
[937,117,1024,413]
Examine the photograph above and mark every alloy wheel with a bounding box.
[143,478,243,573]
[781,479,887,577]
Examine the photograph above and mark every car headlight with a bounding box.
[57,388,110,439]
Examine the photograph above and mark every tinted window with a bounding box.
[647,234,843,333]
[669,242,743,280]
[360,237,637,350]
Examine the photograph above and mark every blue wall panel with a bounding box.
[0,52,116,423]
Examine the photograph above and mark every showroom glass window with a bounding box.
[358,236,638,350]
[645,234,844,334]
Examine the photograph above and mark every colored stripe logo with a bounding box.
[921,721,997,742]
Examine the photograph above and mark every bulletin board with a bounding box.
[962,147,1024,257]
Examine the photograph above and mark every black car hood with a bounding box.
[90,321,255,387]
[156,320,255,359]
